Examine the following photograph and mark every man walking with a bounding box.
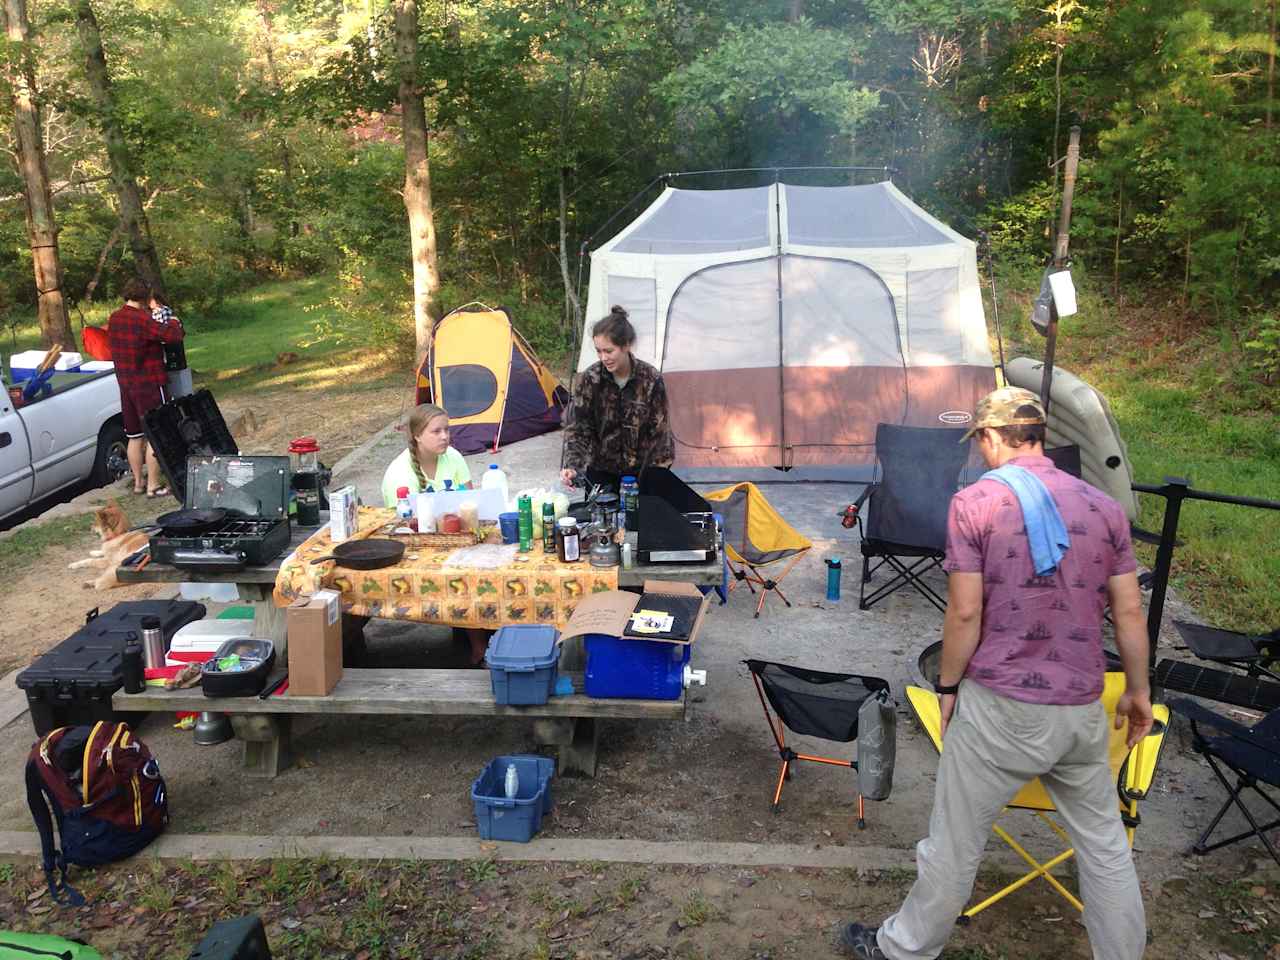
[840,386,1154,960]
[107,278,185,497]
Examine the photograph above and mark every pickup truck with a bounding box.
[0,365,128,524]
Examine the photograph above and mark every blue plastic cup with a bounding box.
[499,512,520,544]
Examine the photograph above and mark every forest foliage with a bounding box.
[1,0,1277,374]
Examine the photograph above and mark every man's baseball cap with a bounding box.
[960,386,1046,442]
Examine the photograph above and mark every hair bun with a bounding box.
[609,305,628,318]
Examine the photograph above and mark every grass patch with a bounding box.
[678,891,724,928]
[0,513,94,580]
[991,268,1280,631]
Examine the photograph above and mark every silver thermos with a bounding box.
[140,615,165,669]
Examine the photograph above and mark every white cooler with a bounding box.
[166,619,254,666]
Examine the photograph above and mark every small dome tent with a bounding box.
[579,181,996,472]
[416,306,568,454]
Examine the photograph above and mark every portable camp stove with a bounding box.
[149,455,291,573]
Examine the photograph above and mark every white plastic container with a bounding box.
[166,619,251,666]
[80,360,115,372]
[480,464,510,508]
[54,352,83,371]
[414,492,436,533]
[9,350,48,382]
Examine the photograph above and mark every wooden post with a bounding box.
[1039,125,1080,418]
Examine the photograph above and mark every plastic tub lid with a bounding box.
[484,625,560,672]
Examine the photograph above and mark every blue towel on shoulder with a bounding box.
[984,464,1070,576]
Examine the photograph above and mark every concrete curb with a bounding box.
[0,830,899,869]
[330,417,401,480]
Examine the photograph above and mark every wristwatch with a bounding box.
[935,681,960,696]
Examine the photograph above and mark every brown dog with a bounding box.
[69,500,150,590]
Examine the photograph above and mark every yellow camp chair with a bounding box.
[704,482,812,618]
[905,676,1169,923]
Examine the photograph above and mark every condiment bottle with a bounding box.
[459,500,479,533]
[556,516,580,562]
[395,485,413,521]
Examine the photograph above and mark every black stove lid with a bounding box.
[142,389,238,504]
[185,455,291,519]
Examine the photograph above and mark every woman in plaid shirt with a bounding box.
[107,278,185,496]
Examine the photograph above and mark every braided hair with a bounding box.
[406,403,448,487]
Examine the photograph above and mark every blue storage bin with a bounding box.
[485,625,560,705]
[471,754,557,843]
[584,633,692,700]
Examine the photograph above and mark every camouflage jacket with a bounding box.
[562,359,675,475]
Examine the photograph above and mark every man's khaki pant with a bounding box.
[877,679,1145,960]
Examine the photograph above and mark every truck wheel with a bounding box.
[91,419,129,487]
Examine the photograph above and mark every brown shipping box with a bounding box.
[287,589,343,696]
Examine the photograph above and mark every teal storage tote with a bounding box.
[484,625,560,705]
[471,754,556,842]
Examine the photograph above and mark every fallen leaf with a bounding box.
[1252,885,1268,897]
[26,888,47,903]
[280,918,302,930]
[27,905,51,916]
[1198,909,1218,919]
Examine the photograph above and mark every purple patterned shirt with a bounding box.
[943,455,1137,705]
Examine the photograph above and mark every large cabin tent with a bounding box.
[578,182,996,474]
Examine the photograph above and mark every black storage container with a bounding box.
[201,638,275,698]
[17,600,206,736]
[142,389,238,503]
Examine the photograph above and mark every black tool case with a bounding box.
[17,601,206,736]
[148,455,292,573]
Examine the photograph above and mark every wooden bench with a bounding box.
[113,669,686,779]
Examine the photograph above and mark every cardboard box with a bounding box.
[287,589,343,696]
[560,580,710,648]
[328,485,358,542]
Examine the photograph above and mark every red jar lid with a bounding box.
[289,436,319,453]
[396,486,410,497]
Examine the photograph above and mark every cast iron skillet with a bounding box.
[154,507,227,536]
[309,538,405,570]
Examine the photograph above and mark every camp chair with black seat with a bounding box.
[1169,698,1280,867]
[905,676,1169,923]
[845,423,969,613]
[704,483,812,618]
[745,659,893,829]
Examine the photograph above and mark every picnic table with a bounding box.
[115,512,719,778]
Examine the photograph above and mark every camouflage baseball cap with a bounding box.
[960,386,1046,442]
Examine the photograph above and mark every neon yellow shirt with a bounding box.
[381,446,472,507]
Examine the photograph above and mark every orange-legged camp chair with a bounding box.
[747,659,892,828]
[905,675,1169,923]
[704,483,811,617]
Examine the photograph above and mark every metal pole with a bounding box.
[773,169,787,468]
[1040,124,1081,418]
[1145,477,1189,668]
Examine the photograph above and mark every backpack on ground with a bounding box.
[26,721,169,906]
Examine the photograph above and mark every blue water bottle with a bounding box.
[825,557,842,602]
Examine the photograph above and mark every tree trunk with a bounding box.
[3,0,75,350]
[788,0,804,22]
[75,0,165,298]
[558,166,581,332]
[1268,0,1276,130]
[394,0,440,365]
[257,0,298,237]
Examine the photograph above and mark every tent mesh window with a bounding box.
[439,364,498,418]
[750,661,888,742]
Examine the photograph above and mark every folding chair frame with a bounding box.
[1176,700,1280,867]
[726,551,807,618]
[859,551,947,613]
[905,685,1168,925]
[748,668,867,829]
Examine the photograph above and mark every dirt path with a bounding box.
[5,854,1276,959]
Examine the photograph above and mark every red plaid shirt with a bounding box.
[107,304,184,388]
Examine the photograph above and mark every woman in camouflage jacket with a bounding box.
[560,306,674,487]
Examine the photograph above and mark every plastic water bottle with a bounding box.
[481,464,509,507]
[620,475,639,531]
[825,557,842,602]
[396,485,413,521]
[504,762,519,800]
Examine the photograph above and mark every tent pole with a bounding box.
[1040,125,1081,419]
[773,168,787,470]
